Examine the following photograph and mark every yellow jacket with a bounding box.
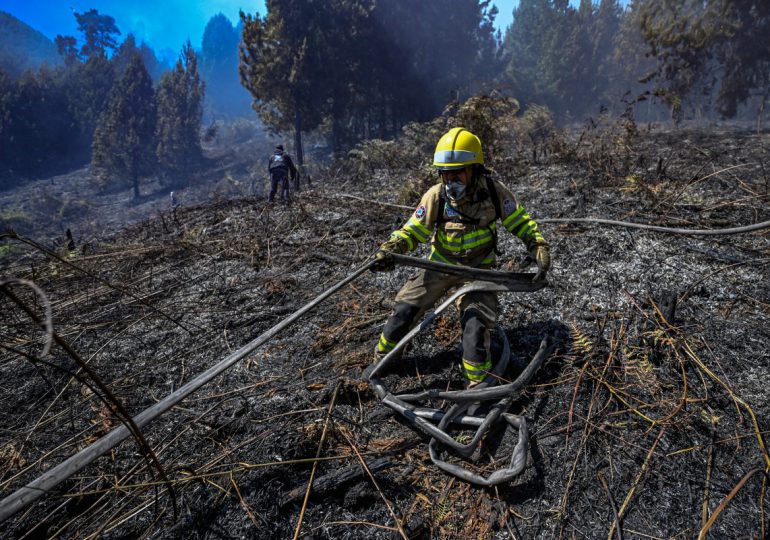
[383,178,547,267]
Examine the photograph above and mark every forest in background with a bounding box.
[1,0,769,191]
[0,9,249,187]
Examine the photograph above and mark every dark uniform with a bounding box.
[268,145,298,203]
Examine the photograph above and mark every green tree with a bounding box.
[113,35,166,81]
[240,0,499,157]
[64,54,115,143]
[640,0,770,118]
[55,35,80,66]
[92,53,156,198]
[240,0,332,164]
[201,14,250,117]
[500,0,624,121]
[0,68,17,184]
[155,42,205,184]
[6,68,71,177]
[75,9,121,58]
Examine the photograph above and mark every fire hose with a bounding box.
[0,255,547,522]
[366,256,550,486]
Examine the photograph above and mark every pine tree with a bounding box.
[92,53,156,198]
[201,14,249,117]
[74,9,121,58]
[155,41,204,184]
[640,0,770,119]
[240,0,499,156]
[0,68,16,185]
[55,35,80,66]
[64,54,115,141]
[240,1,330,164]
[113,35,165,82]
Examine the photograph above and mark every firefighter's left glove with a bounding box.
[531,244,550,282]
[372,250,395,272]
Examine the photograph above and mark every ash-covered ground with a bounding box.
[1,126,769,539]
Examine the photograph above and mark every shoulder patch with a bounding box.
[414,205,426,219]
[503,199,516,215]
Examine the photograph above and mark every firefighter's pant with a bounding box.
[269,172,290,202]
[376,269,498,383]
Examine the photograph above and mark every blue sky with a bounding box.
[0,0,520,59]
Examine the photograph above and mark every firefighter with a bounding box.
[371,127,550,386]
[268,144,298,203]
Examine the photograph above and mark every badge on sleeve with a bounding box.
[503,199,516,215]
[414,205,426,220]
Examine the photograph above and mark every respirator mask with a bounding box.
[444,180,466,201]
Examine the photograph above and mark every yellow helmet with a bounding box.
[432,127,484,170]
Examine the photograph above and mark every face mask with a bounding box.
[445,180,466,201]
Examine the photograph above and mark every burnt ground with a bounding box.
[0,126,769,539]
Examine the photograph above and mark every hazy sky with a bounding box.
[0,0,521,60]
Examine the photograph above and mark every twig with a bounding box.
[1,231,197,333]
[292,380,341,540]
[697,467,767,540]
[682,339,770,469]
[1,281,178,519]
[336,424,408,540]
[701,418,716,534]
[597,471,622,540]
[608,427,666,540]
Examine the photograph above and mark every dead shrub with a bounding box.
[568,102,640,182]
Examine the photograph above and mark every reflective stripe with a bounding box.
[461,358,493,381]
[403,216,432,243]
[434,149,477,165]
[378,334,397,353]
[480,253,496,266]
[503,207,526,231]
[517,222,537,239]
[504,206,544,244]
[393,230,415,251]
[435,225,496,252]
[428,248,455,265]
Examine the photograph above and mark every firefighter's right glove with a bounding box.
[531,244,551,282]
[372,250,395,272]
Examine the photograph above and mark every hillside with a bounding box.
[0,11,62,77]
[1,122,769,538]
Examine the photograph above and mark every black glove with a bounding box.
[372,250,395,272]
[531,244,550,282]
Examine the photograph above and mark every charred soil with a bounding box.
[1,126,769,539]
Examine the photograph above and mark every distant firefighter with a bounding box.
[268,144,298,204]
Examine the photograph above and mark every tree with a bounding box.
[113,35,166,81]
[0,68,17,185]
[640,0,770,118]
[240,0,500,157]
[92,53,156,198]
[201,13,250,117]
[155,42,205,184]
[75,9,121,58]
[499,0,625,121]
[55,35,79,66]
[240,0,331,164]
[64,54,115,142]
